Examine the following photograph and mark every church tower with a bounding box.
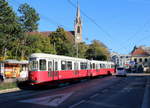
[74,2,82,43]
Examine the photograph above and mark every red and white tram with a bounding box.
[28,53,115,85]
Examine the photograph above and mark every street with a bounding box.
[0,74,150,108]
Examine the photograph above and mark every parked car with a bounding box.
[116,67,127,77]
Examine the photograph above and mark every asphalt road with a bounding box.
[0,74,150,108]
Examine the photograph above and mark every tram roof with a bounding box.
[30,53,88,61]
[30,53,114,64]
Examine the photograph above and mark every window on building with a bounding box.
[134,58,137,63]
[77,26,80,33]
[39,59,46,71]
[145,58,148,62]
[139,58,142,62]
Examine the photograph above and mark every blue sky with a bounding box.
[8,0,150,54]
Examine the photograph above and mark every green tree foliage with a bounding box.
[86,40,110,60]
[49,27,76,56]
[0,0,21,58]
[14,34,56,59]
[18,3,40,32]
[18,3,40,59]
[78,42,88,58]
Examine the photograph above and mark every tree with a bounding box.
[18,3,40,59]
[18,3,40,32]
[0,0,21,59]
[86,40,110,60]
[78,42,88,58]
[49,27,76,56]
[15,34,56,59]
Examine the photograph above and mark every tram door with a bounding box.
[48,61,53,80]
[48,60,58,80]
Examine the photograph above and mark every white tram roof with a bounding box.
[30,53,114,64]
[30,53,89,62]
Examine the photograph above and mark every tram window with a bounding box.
[61,61,66,70]
[80,62,84,69]
[39,59,46,71]
[100,64,102,68]
[80,62,87,69]
[111,65,115,68]
[55,62,58,71]
[67,61,72,70]
[85,63,88,69]
[101,64,104,68]
[103,64,106,68]
[29,61,38,71]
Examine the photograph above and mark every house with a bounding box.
[131,46,150,72]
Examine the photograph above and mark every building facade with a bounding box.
[131,46,150,72]
[111,52,131,68]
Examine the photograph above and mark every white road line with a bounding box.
[89,93,99,99]
[69,100,86,108]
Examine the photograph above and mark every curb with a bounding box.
[0,88,20,94]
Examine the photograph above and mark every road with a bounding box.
[0,74,150,108]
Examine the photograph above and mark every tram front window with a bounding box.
[29,60,38,71]
[39,59,46,71]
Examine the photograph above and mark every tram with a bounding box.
[28,53,115,85]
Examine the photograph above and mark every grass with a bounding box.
[0,82,17,90]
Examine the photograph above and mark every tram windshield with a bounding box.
[29,60,38,71]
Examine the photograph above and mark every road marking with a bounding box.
[69,100,86,108]
[89,93,99,99]
[121,87,132,93]
[20,92,73,107]
[86,100,120,108]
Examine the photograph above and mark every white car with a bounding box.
[116,67,127,76]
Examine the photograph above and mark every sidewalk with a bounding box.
[0,88,20,94]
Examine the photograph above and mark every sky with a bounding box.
[7,0,150,54]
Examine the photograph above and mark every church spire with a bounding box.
[76,1,80,18]
[74,1,82,43]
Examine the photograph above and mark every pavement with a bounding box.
[0,88,20,94]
